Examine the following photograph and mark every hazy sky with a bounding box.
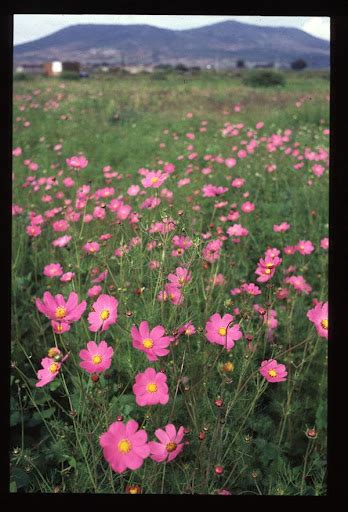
[14,15,330,45]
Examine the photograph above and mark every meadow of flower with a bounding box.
[11,70,329,495]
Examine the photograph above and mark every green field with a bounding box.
[11,70,329,494]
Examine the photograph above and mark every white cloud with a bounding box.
[302,17,330,40]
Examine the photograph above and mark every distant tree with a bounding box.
[236,59,245,68]
[291,59,307,70]
[175,63,188,73]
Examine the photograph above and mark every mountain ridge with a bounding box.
[14,20,330,68]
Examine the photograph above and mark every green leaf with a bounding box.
[10,411,21,426]
[11,467,30,489]
[10,481,17,493]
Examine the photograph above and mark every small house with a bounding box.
[44,61,63,76]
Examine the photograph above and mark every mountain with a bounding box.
[13,20,330,69]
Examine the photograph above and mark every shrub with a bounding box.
[13,73,29,81]
[243,70,286,87]
[60,71,80,80]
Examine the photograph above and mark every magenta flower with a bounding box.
[131,321,172,361]
[66,155,88,170]
[285,275,312,294]
[52,219,70,232]
[273,222,290,233]
[133,368,169,406]
[307,301,328,339]
[36,291,86,331]
[99,419,150,474]
[320,237,329,250]
[167,267,192,288]
[88,294,118,332]
[149,424,185,463]
[79,340,114,374]
[205,313,242,351]
[52,235,72,247]
[296,240,315,255]
[83,241,100,254]
[36,357,61,387]
[259,359,288,383]
[26,224,41,237]
[43,263,64,278]
[141,171,168,189]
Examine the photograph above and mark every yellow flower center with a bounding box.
[177,249,183,255]
[118,439,132,454]
[49,362,59,374]
[178,277,185,285]
[92,354,103,365]
[143,338,154,349]
[218,327,227,336]
[321,319,328,329]
[146,383,158,393]
[128,487,140,494]
[265,268,272,275]
[56,323,63,332]
[55,306,67,319]
[151,176,159,184]
[268,369,277,378]
[166,442,177,453]
[100,309,110,321]
[266,263,274,269]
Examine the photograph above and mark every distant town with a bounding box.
[14,58,311,78]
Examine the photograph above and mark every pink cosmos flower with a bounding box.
[259,359,288,383]
[52,235,72,247]
[87,285,102,298]
[91,270,108,284]
[131,321,172,361]
[79,340,114,374]
[26,224,41,237]
[158,284,184,305]
[172,235,192,249]
[240,283,262,296]
[227,224,249,237]
[36,357,62,387]
[296,240,315,255]
[52,219,69,232]
[231,178,245,188]
[12,147,22,157]
[225,158,236,168]
[66,155,88,170]
[205,313,242,351]
[273,222,290,233]
[133,368,169,406]
[141,171,168,189]
[36,291,86,330]
[60,272,75,282]
[202,239,223,263]
[149,424,185,463]
[307,301,328,339]
[99,419,150,474]
[83,241,100,254]
[127,184,140,196]
[43,263,64,278]
[88,294,118,332]
[178,321,196,336]
[285,275,312,294]
[167,267,192,288]
[320,237,329,250]
[241,201,255,213]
